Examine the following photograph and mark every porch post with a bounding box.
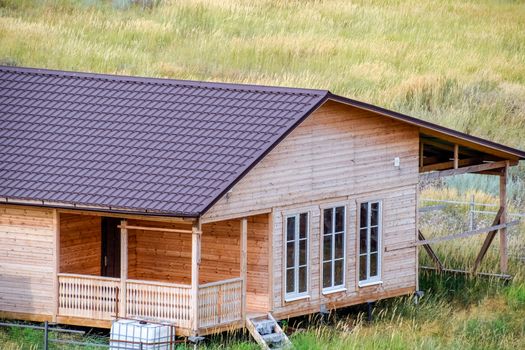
[53,210,60,322]
[499,162,508,273]
[120,220,128,318]
[191,219,202,335]
[240,217,247,323]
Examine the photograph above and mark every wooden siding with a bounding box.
[204,100,419,221]
[128,215,269,312]
[59,214,101,275]
[0,205,56,316]
[203,100,419,317]
[271,186,417,317]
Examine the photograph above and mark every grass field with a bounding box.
[1,0,525,349]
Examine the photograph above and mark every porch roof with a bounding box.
[0,66,523,217]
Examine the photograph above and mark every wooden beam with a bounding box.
[191,219,202,335]
[419,142,424,168]
[120,219,128,319]
[453,144,459,169]
[471,207,503,274]
[500,163,509,273]
[240,217,247,324]
[57,208,193,224]
[52,210,60,323]
[421,266,512,281]
[418,230,444,273]
[386,220,519,251]
[117,224,192,234]
[419,157,482,172]
[419,160,514,181]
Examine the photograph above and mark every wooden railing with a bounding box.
[58,274,243,330]
[126,279,192,329]
[198,277,243,328]
[58,273,120,320]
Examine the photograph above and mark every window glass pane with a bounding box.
[299,213,307,239]
[334,259,344,286]
[286,217,295,241]
[286,242,294,268]
[360,203,368,229]
[359,255,367,281]
[323,235,332,261]
[299,239,307,266]
[299,266,307,293]
[286,269,294,293]
[370,252,378,277]
[323,262,332,288]
[335,206,344,232]
[370,227,378,253]
[323,208,333,234]
[334,233,344,259]
[371,202,379,226]
[359,228,368,254]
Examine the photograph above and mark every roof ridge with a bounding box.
[0,65,330,96]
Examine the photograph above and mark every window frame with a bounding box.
[358,200,383,287]
[321,205,347,293]
[284,212,310,301]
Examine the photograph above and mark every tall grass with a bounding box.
[0,0,524,153]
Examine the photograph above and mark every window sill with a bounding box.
[322,287,347,295]
[284,294,310,303]
[358,280,383,288]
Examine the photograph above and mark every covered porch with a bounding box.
[56,212,270,335]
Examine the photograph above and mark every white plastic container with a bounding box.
[110,319,173,349]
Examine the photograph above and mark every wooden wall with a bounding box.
[203,100,420,317]
[0,205,56,317]
[59,214,101,275]
[128,216,269,312]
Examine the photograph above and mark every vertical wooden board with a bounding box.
[0,204,56,315]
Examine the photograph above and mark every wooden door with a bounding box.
[101,217,121,278]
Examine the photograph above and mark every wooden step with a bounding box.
[246,313,291,349]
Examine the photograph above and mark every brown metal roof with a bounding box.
[0,66,523,217]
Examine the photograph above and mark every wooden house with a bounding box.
[0,66,523,339]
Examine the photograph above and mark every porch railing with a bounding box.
[126,279,192,329]
[58,273,120,320]
[198,277,243,328]
[58,274,243,330]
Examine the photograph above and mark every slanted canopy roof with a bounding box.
[0,66,523,217]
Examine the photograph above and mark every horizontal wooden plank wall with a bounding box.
[59,214,101,275]
[246,214,269,313]
[129,215,268,309]
[203,100,419,318]
[203,101,419,221]
[0,204,56,317]
[272,186,417,318]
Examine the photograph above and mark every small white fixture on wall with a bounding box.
[394,157,400,168]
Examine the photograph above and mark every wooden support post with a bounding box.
[472,207,503,274]
[53,210,60,323]
[418,230,444,273]
[419,142,424,168]
[452,144,459,169]
[191,219,202,335]
[240,217,248,324]
[499,163,508,273]
[120,220,128,319]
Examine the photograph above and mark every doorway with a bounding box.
[101,217,121,278]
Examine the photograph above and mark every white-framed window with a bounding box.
[285,212,309,299]
[322,206,346,291]
[359,201,382,285]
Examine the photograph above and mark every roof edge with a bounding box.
[199,92,331,216]
[0,65,328,96]
[327,93,525,160]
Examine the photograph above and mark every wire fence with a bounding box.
[0,320,185,349]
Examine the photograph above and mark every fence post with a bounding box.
[469,194,475,231]
[43,321,49,350]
